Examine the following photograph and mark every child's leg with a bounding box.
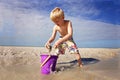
[75,52,83,67]
[66,40,83,67]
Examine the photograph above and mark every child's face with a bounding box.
[53,17,64,26]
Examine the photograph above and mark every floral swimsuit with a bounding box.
[55,37,79,55]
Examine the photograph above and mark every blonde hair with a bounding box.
[50,7,64,21]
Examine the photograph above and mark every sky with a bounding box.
[0,0,120,48]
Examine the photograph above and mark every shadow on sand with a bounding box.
[81,58,100,65]
[58,58,100,65]
[56,58,100,71]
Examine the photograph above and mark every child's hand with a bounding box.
[54,40,61,48]
[45,42,51,49]
[54,44,58,49]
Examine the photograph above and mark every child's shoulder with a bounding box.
[65,20,71,22]
[65,20,72,24]
[64,20,72,26]
[53,25,59,31]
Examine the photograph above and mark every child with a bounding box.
[45,7,82,67]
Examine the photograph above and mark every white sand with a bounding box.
[0,46,120,80]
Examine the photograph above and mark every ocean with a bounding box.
[0,39,120,48]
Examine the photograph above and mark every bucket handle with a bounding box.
[40,55,51,67]
[40,45,52,67]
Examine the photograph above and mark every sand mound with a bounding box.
[0,46,40,66]
[0,46,119,67]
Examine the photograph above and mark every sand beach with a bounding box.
[0,46,120,80]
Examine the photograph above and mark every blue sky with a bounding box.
[0,0,120,48]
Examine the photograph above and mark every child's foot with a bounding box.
[79,64,83,68]
[77,59,83,68]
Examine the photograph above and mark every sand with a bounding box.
[0,46,120,80]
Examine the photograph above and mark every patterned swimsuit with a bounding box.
[55,37,79,55]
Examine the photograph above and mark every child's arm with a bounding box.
[45,26,57,48]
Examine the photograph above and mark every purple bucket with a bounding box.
[40,54,58,75]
